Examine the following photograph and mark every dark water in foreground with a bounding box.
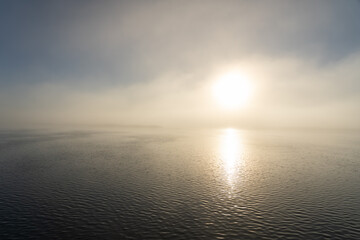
[0,128,359,239]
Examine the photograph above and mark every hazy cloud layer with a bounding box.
[1,0,360,129]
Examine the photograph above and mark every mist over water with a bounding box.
[1,1,360,239]
[0,128,359,239]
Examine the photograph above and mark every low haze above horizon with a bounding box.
[1,0,360,130]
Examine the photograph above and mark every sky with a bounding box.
[1,0,360,129]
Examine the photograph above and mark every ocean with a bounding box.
[0,128,359,239]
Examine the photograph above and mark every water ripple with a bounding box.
[0,129,359,239]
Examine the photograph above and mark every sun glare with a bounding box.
[220,128,242,187]
[212,71,252,110]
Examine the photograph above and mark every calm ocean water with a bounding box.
[0,128,359,239]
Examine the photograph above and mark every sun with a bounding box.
[212,71,252,110]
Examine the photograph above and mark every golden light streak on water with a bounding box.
[219,128,244,195]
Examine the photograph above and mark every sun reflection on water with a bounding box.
[219,128,244,193]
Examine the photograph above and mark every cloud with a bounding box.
[1,51,360,129]
[0,1,359,129]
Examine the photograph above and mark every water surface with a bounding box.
[0,128,359,239]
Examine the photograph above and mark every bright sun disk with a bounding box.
[212,71,252,110]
